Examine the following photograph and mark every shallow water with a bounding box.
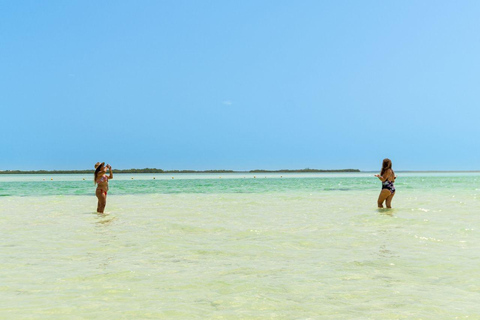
[0,173,479,319]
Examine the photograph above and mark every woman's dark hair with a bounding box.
[380,158,393,176]
[94,164,103,184]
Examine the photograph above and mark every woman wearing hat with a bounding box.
[94,162,113,213]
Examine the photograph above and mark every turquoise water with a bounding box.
[0,172,479,319]
[0,172,476,196]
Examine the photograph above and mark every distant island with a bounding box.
[0,168,360,174]
[249,169,360,173]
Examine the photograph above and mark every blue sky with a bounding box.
[1,1,479,171]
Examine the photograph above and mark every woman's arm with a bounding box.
[107,165,113,180]
[375,170,391,182]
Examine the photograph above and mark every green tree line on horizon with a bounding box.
[249,168,360,173]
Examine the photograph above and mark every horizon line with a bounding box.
[1,168,479,174]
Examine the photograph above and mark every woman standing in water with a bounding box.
[94,162,113,213]
[375,158,396,208]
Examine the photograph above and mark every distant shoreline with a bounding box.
[1,169,478,175]
[0,168,360,174]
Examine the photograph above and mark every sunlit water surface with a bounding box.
[0,173,479,319]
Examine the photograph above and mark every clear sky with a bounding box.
[1,1,479,171]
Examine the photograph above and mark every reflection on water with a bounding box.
[95,215,116,226]
[377,207,397,216]
[92,213,119,271]
[378,244,399,258]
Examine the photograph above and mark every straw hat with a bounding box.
[94,162,105,169]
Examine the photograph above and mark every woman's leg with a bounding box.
[385,192,395,208]
[96,189,107,213]
[377,189,392,208]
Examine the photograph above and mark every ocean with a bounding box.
[0,172,479,319]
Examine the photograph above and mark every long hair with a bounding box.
[94,165,103,184]
[380,158,393,176]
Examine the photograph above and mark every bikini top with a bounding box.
[96,175,108,184]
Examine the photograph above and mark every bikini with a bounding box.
[96,175,108,195]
